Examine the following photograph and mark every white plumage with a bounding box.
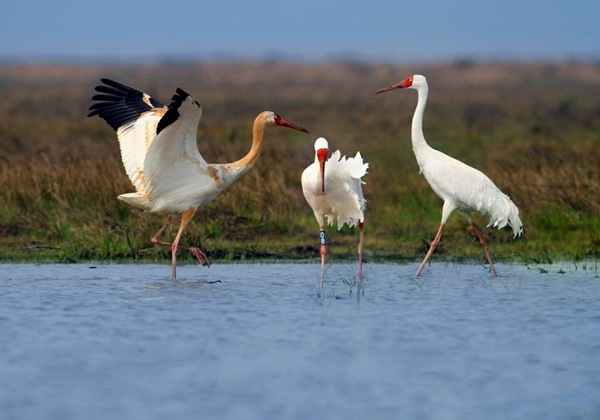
[301,137,368,281]
[376,74,523,276]
[89,79,308,280]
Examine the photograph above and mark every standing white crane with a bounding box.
[376,75,523,276]
[301,137,368,282]
[88,78,308,280]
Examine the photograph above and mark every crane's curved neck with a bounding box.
[411,84,430,156]
[221,115,266,184]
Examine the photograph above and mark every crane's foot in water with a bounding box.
[188,247,210,267]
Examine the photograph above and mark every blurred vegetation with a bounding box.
[0,60,599,266]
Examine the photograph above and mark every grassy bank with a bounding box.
[1,60,599,265]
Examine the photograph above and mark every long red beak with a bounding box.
[274,114,310,133]
[375,76,413,95]
[375,83,403,94]
[316,148,328,193]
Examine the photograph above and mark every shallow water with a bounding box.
[1,261,599,419]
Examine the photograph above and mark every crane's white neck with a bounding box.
[411,83,430,156]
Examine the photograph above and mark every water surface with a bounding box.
[1,262,599,419]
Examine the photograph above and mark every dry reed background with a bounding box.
[0,60,599,265]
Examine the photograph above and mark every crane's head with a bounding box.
[256,111,309,133]
[314,137,329,193]
[375,74,427,94]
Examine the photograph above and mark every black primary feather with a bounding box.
[156,87,194,135]
[88,78,165,131]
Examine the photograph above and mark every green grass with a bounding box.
[1,60,599,265]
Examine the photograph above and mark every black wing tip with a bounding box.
[176,87,191,96]
[88,78,164,130]
[89,79,197,134]
[155,87,195,135]
[87,105,101,118]
[171,87,191,106]
[92,79,135,98]
[98,78,126,90]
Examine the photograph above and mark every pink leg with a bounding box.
[416,223,445,276]
[470,223,497,276]
[169,209,194,280]
[151,209,210,280]
[357,221,364,281]
[151,216,174,248]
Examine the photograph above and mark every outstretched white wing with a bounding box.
[141,89,220,213]
[88,78,167,193]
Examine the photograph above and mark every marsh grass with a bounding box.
[1,61,598,264]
